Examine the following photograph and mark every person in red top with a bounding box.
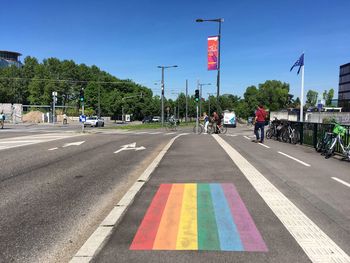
[254,104,267,143]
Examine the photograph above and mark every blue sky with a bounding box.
[1,0,350,100]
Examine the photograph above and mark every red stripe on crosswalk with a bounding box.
[130,184,172,250]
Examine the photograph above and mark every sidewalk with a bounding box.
[90,134,310,263]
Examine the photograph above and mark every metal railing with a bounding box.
[290,121,350,153]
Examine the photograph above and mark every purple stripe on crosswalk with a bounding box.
[222,183,268,252]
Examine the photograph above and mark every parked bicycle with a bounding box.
[281,122,300,144]
[324,122,350,160]
[315,131,333,154]
[266,118,283,140]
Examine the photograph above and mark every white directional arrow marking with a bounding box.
[62,141,85,148]
[121,142,136,148]
[114,142,146,154]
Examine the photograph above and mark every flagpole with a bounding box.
[300,63,304,122]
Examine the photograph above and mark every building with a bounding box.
[0,50,22,68]
[338,62,350,112]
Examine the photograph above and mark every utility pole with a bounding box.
[185,80,188,122]
[52,91,57,124]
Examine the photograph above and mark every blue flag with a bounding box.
[290,53,304,74]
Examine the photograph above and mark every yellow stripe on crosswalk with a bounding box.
[176,183,198,250]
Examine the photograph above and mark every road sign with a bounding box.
[79,115,86,122]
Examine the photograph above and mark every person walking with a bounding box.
[212,111,220,134]
[0,111,4,129]
[202,112,209,134]
[253,104,267,143]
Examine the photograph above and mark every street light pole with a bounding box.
[196,18,223,101]
[158,65,178,127]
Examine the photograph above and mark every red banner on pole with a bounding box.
[208,36,219,71]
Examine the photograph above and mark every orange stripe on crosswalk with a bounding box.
[153,184,185,250]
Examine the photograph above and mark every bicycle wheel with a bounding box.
[266,128,273,139]
[281,130,290,143]
[315,139,323,152]
[207,124,214,134]
[291,130,300,144]
[193,125,203,134]
[220,125,227,134]
[325,138,336,159]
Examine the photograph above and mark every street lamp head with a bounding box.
[196,18,223,23]
[173,65,178,68]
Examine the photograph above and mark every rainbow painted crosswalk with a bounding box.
[130,183,268,252]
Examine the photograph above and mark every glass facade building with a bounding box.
[338,63,350,112]
[0,50,22,68]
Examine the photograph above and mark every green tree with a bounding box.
[306,90,318,107]
[258,80,290,111]
[323,88,334,106]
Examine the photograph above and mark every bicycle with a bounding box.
[325,122,350,160]
[165,117,178,131]
[266,119,283,141]
[281,122,300,144]
[193,122,204,134]
[315,132,333,153]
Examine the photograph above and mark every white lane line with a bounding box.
[243,136,251,140]
[226,134,238,137]
[258,143,270,148]
[70,133,188,262]
[165,132,176,135]
[134,131,148,134]
[48,147,58,151]
[149,132,163,135]
[213,135,350,263]
[278,151,310,167]
[332,177,350,188]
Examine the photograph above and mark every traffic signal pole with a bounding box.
[195,88,200,134]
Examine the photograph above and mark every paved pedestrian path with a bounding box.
[88,134,312,263]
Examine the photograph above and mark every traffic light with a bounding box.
[195,89,199,102]
[79,89,84,102]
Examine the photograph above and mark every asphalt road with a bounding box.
[1,125,350,263]
[0,128,178,262]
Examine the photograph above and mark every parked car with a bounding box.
[84,116,104,127]
[142,116,153,123]
[152,116,161,122]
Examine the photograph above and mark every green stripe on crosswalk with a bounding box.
[197,184,220,250]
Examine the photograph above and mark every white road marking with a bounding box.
[243,136,251,140]
[258,143,270,148]
[114,142,145,154]
[278,151,311,167]
[70,133,188,262]
[62,141,85,147]
[48,147,58,151]
[134,131,148,134]
[332,177,350,188]
[165,132,176,135]
[149,131,163,135]
[226,134,238,137]
[213,135,349,263]
[0,133,80,151]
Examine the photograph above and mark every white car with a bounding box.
[84,116,104,127]
[152,116,161,122]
